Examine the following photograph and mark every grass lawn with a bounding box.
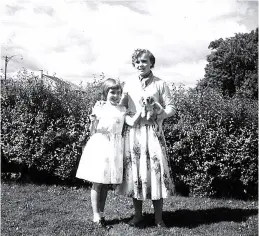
[1,181,258,236]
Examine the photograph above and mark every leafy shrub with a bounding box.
[164,85,258,199]
[1,70,257,199]
[198,28,258,98]
[1,69,102,182]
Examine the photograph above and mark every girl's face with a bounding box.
[134,53,152,77]
[106,88,122,105]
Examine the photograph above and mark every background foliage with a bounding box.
[164,85,257,198]
[1,29,258,198]
[198,28,258,99]
[1,69,103,182]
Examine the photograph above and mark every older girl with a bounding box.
[118,49,175,227]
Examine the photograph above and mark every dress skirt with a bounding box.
[117,124,175,200]
[76,132,123,184]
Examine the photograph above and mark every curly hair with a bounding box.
[131,49,156,69]
[102,78,123,100]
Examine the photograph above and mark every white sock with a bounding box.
[93,213,101,222]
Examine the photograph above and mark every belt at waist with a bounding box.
[96,130,121,137]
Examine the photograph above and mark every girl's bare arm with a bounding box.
[125,110,142,127]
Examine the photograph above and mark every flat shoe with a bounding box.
[93,219,105,228]
[156,221,166,227]
[128,217,144,226]
[100,217,106,225]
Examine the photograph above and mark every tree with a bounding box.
[198,28,258,99]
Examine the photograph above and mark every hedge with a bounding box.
[164,85,258,198]
[1,71,258,198]
[1,70,102,183]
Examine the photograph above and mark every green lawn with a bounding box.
[1,181,258,236]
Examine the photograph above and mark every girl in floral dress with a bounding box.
[118,49,176,227]
[76,78,141,226]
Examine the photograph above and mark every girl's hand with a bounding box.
[79,132,88,147]
[125,110,142,127]
[153,102,163,115]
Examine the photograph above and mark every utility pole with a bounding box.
[39,70,43,79]
[2,54,23,80]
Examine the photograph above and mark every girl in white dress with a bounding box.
[76,78,141,226]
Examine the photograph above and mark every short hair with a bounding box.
[102,78,123,100]
[132,49,156,69]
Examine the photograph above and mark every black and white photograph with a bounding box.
[1,0,258,235]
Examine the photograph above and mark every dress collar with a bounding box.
[139,71,153,89]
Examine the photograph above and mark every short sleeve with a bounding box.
[119,81,128,108]
[91,100,105,118]
[119,92,129,108]
[160,82,172,106]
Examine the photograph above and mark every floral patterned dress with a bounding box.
[76,101,126,184]
[117,72,175,200]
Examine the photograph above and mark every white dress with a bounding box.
[76,101,126,184]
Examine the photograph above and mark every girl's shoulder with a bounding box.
[152,75,165,86]
[94,100,106,107]
[152,76,170,93]
[93,100,106,110]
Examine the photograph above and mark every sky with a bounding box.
[1,0,258,87]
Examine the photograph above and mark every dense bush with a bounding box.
[198,28,258,98]
[1,69,102,182]
[1,70,257,198]
[164,85,258,198]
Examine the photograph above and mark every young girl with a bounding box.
[76,78,141,226]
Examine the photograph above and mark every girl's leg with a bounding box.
[129,198,143,225]
[91,183,102,222]
[152,199,165,226]
[99,184,108,218]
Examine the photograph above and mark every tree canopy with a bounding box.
[198,28,258,99]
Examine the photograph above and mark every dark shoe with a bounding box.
[101,217,113,230]
[128,216,144,226]
[100,217,106,226]
[155,220,166,228]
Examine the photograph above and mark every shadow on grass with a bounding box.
[105,207,258,228]
[1,173,92,189]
